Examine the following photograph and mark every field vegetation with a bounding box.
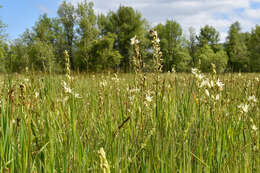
[0,32,259,173]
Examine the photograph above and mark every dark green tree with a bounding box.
[249,25,260,72]
[102,6,147,72]
[58,1,76,69]
[75,0,99,71]
[195,45,228,72]
[197,25,220,52]
[155,20,192,72]
[89,33,122,71]
[226,22,249,72]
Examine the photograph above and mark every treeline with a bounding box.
[1,1,260,73]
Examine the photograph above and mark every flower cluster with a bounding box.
[62,81,81,99]
[131,35,143,74]
[192,67,224,102]
[150,29,163,73]
[238,95,258,114]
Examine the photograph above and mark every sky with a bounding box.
[1,0,260,41]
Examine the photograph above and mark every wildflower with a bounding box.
[74,93,82,99]
[100,80,107,88]
[200,79,209,88]
[248,95,258,103]
[130,36,139,45]
[215,94,220,101]
[145,95,152,102]
[205,89,210,97]
[252,124,258,131]
[62,81,72,94]
[98,148,110,173]
[238,104,249,113]
[216,79,224,89]
[35,92,39,98]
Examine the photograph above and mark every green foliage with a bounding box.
[195,45,228,72]
[0,73,260,172]
[226,22,249,72]
[58,1,76,69]
[28,39,55,72]
[6,39,29,72]
[103,6,147,72]
[89,33,122,71]
[197,25,220,52]
[249,25,260,72]
[75,0,99,71]
[155,20,192,72]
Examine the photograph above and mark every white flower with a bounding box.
[191,68,198,75]
[74,93,82,99]
[62,81,72,94]
[197,74,204,80]
[100,80,107,87]
[35,92,39,98]
[238,104,249,113]
[130,36,139,45]
[215,94,220,101]
[156,38,160,43]
[146,95,152,102]
[205,89,210,97]
[210,80,214,88]
[252,124,258,131]
[248,95,258,103]
[216,79,224,89]
[200,79,209,88]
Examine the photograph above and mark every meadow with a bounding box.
[0,69,259,172]
[0,33,259,173]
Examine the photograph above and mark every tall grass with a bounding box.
[0,34,259,172]
[0,71,259,172]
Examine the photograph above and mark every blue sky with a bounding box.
[1,0,260,41]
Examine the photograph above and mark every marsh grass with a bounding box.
[0,71,259,172]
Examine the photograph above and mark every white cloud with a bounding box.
[64,0,260,41]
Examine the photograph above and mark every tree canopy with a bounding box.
[2,1,260,73]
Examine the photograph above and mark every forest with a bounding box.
[0,1,260,73]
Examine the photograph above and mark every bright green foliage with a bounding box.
[197,25,220,52]
[0,6,7,72]
[75,0,99,71]
[58,1,76,69]
[155,20,192,72]
[0,73,260,172]
[28,39,55,72]
[188,27,197,66]
[195,45,228,72]
[33,14,55,43]
[249,25,260,72]
[89,33,122,71]
[226,22,249,72]
[6,39,29,72]
[102,6,147,72]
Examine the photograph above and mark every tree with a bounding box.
[197,25,220,52]
[188,27,197,66]
[103,6,147,72]
[6,38,29,72]
[226,21,249,72]
[155,20,191,72]
[195,45,228,72]
[58,1,76,70]
[28,38,55,72]
[0,5,7,72]
[75,0,99,71]
[89,33,122,71]
[249,25,260,72]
